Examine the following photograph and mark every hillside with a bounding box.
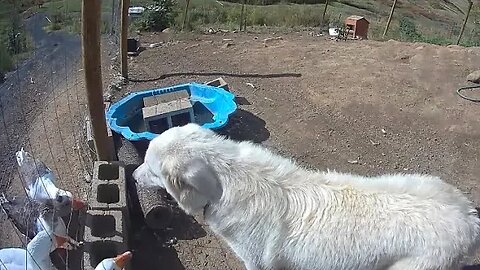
[128,0,480,44]
[323,0,480,43]
[33,0,479,45]
[0,0,35,74]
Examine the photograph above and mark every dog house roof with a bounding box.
[346,15,369,23]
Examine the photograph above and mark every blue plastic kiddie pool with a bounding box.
[106,83,237,141]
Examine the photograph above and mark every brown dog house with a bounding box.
[344,16,369,39]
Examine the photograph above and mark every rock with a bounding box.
[263,36,283,47]
[103,88,113,101]
[467,70,480,84]
[184,44,200,50]
[221,42,233,48]
[162,28,171,33]
[447,44,462,50]
[148,43,162,48]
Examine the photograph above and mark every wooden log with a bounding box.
[116,136,173,229]
[136,183,174,230]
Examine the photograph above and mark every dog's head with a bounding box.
[133,124,223,215]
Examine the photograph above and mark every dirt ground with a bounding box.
[1,28,480,269]
[110,31,480,269]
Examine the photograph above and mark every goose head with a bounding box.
[32,186,86,216]
[16,148,87,212]
[95,251,133,270]
[54,189,87,212]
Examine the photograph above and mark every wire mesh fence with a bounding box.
[0,0,478,269]
[0,0,101,269]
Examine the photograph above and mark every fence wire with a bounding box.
[0,0,99,269]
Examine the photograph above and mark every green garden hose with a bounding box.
[457,85,480,102]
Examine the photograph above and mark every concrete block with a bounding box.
[143,90,189,107]
[86,102,117,161]
[205,77,229,91]
[84,210,125,242]
[90,162,127,213]
[83,210,128,269]
[142,98,193,120]
[90,181,127,211]
[93,161,125,181]
[143,98,194,133]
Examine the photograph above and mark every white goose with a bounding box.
[1,195,82,248]
[0,230,72,270]
[16,148,86,213]
[95,251,132,270]
[36,207,82,247]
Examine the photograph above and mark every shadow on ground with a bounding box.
[117,141,207,270]
[217,108,270,143]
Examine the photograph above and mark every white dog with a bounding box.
[133,123,480,270]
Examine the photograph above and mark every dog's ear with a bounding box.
[180,158,222,201]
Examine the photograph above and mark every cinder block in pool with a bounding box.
[172,112,191,127]
[148,117,169,134]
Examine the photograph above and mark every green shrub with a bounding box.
[140,0,176,31]
[0,45,13,73]
[398,17,421,41]
[0,16,29,56]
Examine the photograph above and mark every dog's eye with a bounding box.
[56,196,64,203]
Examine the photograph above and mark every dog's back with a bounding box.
[204,142,480,270]
[134,124,480,270]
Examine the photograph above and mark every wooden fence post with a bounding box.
[182,0,191,31]
[321,0,329,27]
[457,0,473,45]
[120,0,129,79]
[82,0,113,161]
[383,0,397,38]
[240,0,246,31]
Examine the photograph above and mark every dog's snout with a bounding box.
[132,164,146,183]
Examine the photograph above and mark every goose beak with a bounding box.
[114,251,133,269]
[55,235,73,250]
[71,198,86,210]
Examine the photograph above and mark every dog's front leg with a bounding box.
[235,251,263,270]
[244,262,263,270]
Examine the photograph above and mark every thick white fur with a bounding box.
[133,123,480,270]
